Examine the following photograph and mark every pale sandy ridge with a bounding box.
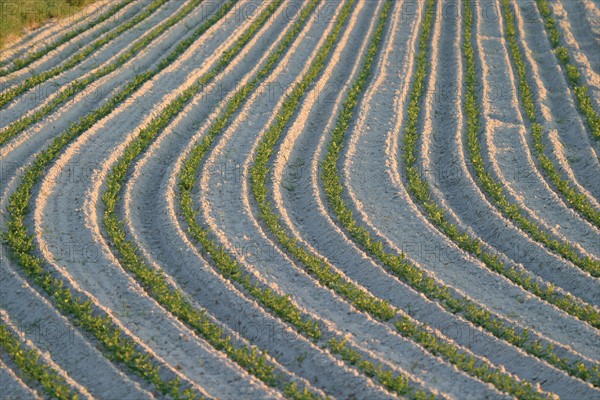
[2,0,278,393]
[511,0,600,215]
[0,0,181,125]
[477,0,600,260]
[0,311,93,400]
[29,1,288,397]
[417,0,599,304]
[0,358,42,399]
[193,0,515,397]
[0,0,148,88]
[0,0,128,65]
[252,0,435,395]
[121,0,309,295]
[116,0,360,396]
[321,0,600,395]
[340,0,600,362]
[266,0,573,395]
[0,0,202,135]
[110,0,402,396]
[552,0,600,119]
[0,264,156,398]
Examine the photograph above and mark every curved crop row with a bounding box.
[1,1,248,398]
[99,0,328,397]
[175,0,432,397]
[0,0,206,148]
[0,0,135,77]
[320,0,599,388]
[498,0,600,229]
[0,324,79,400]
[251,1,552,398]
[0,0,170,109]
[402,0,600,333]
[401,0,600,322]
[532,0,600,141]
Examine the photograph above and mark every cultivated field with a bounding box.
[0,0,599,399]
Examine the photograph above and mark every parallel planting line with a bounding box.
[173,0,435,397]
[0,0,135,77]
[99,1,333,398]
[533,0,600,141]
[0,324,79,400]
[1,1,247,398]
[500,0,600,229]
[0,0,170,110]
[454,0,600,280]
[404,0,600,328]
[0,0,205,148]
[0,357,41,399]
[320,0,600,388]
[401,0,600,326]
[248,0,547,397]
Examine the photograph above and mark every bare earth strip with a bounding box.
[551,0,600,99]
[340,0,599,364]
[2,0,599,396]
[0,265,155,398]
[477,0,600,260]
[0,358,41,399]
[0,0,128,67]
[513,0,600,206]
[267,0,599,397]
[28,2,293,398]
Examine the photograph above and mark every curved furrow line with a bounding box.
[92,0,343,397]
[0,0,206,149]
[29,1,327,398]
[0,0,217,159]
[323,0,600,385]
[0,0,148,90]
[0,313,89,399]
[412,0,598,302]
[477,0,600,257]
[0,0,172,110]
[0,0,123,68]
[240,0,572,390]
[0,0,136,78]
[534,0,600,145]
[0,357,42,400]
[169,0,438,397]
[551,0,600,114]
[509,0,600,216]
[30,2,304,397]
[0,263,157,398]
[264,0,600,396]
[3,163,213,397]
[553,0,600,75]
[470,0,600,270]
[416,0,598,307]
[182,0,483,396]
[0,1,269,397]
[118,1,454,397]
[183,0,554,396]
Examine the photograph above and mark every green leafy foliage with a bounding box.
[0,1,249,397]
[0,324,79,399]
[500,0,600,232]
[0,0,134,75]
[0,0,206,147]
[100,1,329,397]
[320,0,598,391]
[0,0,170,109]
[533,0,600,141]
